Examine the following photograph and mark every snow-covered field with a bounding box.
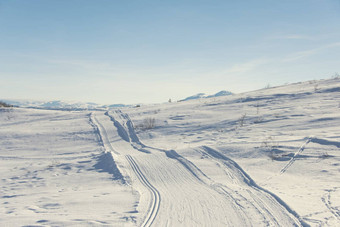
[1,78,339,226]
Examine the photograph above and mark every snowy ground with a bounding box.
[1,78,339,226]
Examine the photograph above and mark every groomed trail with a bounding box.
[126,155,161,227]
[92,110,307,227]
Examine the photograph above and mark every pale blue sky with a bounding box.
[1,0,340,104]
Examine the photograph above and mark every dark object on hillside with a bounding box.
[0,101,13,108]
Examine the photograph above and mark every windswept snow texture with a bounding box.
[1,78,340,226]
[0,109,137,226]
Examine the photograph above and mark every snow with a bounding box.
[179,90,233,102]
[1,78,339,226]
[206,90,233,98]
[2,99,130,111]
[0,109,136,226]
[179,93,206,101]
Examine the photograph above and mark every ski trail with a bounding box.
[92,112,160,225]
[126,155,161,227]
[198,146,307,227]
[106,111,150,153]
[109,110,210,182]
[163,149,210,183]
[88,113,125,183]
[105,110,161,225]
[321,188,340,223]
[105,111,130,143]
[280,137,313,174]
[90,113,120,155]
[116,109,144,145]
[107,110,306,226]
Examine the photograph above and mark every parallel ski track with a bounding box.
[109,110,307,226]
[105,111,161,226]
[90,113,119,155]
[280,137,312,174]
[126,155,161,227]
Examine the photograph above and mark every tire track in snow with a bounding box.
[126,155,161,227]
[280,137,313,174]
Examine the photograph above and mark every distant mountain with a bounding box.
[180,93,206,102]
[180,90,233,102]
[2,99,130,110]
[103,104,127,108]
[206,90,233,98]
[2,90,233,109]
[40,101,100,110]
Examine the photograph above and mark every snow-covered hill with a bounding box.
[2,90,232,110]
[179,90,233,101]
[1,78,339,226]
[1,99,129,110]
